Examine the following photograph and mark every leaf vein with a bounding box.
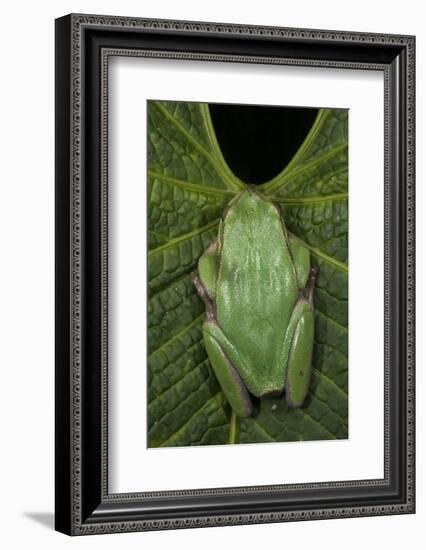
[148,219,219,257]
[148,314,203,359]
[313,367,348,397]
[149,170,236,198]
[158,392,223,447]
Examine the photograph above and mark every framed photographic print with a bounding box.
[55,14,415,535]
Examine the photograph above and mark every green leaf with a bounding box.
[147,100,348,447]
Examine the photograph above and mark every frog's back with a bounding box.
[216,190,299,397]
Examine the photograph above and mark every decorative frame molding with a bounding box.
[55,13,415,535]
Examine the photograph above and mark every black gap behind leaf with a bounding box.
[209,103,319,185]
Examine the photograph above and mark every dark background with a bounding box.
[209,103,319,184]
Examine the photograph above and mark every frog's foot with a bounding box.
[203,321,254,418]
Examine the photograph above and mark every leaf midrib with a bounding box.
[153,101,243,192]
[263,141,348,195]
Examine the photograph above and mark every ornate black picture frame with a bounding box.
[55,13,415,535]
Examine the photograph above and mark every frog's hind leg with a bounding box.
[281,268,317,408]
[285,299,315,408]
[203,321,254,418]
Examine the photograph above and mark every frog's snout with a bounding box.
[247,185,261,198]
[241,187,264,206]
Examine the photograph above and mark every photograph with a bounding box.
[147,100,349,448]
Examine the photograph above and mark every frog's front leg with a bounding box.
[288,234,311,290]
[197,239,218,300]
[280,268,317,408]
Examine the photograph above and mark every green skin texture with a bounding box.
[193,189,316,418]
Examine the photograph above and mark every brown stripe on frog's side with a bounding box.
[192,273,216,322]
[302,267,317,306]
